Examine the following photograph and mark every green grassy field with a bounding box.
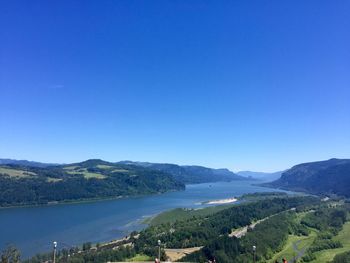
[126,254,153,261]
[63,165,79,170]
[96,164,114,169]
[66,168,106,179]
[308,222,350,263]
[82,172,106,179]
[112,168,130,173]
[269,229,318,263]
[0,167,36,178]
[147,204,235,226]
[46,177,63,183]
[269,220,350,263]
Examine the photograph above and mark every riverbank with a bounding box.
[0,189,183,210]
[205,197,238,204]
[145,204,236,226]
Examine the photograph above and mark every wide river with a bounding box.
[0,180,286,258]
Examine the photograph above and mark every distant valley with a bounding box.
[237,170,283,181]
[2,157,349,208]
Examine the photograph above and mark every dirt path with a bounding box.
[164,247,203,262]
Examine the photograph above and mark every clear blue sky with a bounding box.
[1,1,349,172]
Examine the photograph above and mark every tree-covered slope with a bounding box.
[118,161,245,183]
[25,195,320,263]
[0,159,184,207]
[264,158,350,197]
[135,196,319,250]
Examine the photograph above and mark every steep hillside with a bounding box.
[0,159,184,207]
[118,161,245,183]
[264,159,350,197]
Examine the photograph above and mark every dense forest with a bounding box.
[183,212,297,262]
[134,196,319,249]
[264,158,350,197]
[0,159,184,207]
[332,250,350,263]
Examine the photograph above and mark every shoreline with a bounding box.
[0,189,183,210]
[0,180,258,210]
[205,197,238,205]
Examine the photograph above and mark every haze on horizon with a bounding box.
[1,1,349,172]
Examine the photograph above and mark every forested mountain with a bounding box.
[0,158,246,184]
[118,161,245,183]
[264,158,350,197]
[0,159,184,207]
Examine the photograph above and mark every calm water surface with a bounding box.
[0,181,286,258]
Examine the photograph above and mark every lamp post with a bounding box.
[252,245,256,263]
[53,241,58,263]
[157,240,161,262]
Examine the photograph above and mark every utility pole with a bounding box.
[53,241,57,263]
[252,245,256,263]
[158,240,161,262]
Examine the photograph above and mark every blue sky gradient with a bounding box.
[1,1,349,171]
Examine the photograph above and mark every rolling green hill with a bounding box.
[263,158,350,197]
[0,159,185,207]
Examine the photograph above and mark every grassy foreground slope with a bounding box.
[0,159,185,207]
[269,228,318,263]
[309,221,350,263]
[267,202,350,263]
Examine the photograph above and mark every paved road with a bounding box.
[289,240,307,263]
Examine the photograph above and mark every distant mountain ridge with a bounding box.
[263,158,350,197]
[237,170,283,181]
[0,159,184,207]
[0,158,57,167]
[118,161,246,183]
[0,158,245,184]
[0,158,246,207]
